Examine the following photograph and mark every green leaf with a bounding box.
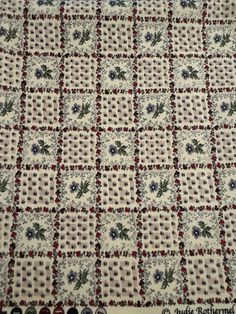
[188,0,197,9]
[0,179,8,193]
[43,69,53,79]
[79,29,91,45]
[152,102,165,118]
[151,32,162,46]
[114,66,121,73]
[202,226,212,238]
[117,70,126,80]
[119,228,130,240]
[161,268,175,290]
[228,101,236,116]
[76,180,89,199]
[117,145,128,156]
[78,102,90,119]
[189,69,199,79]
[0,100,14,116]
[157,179,169,197]
[74,269,89,290]
[117,0,126,6]
[198,221,206,229]
[115,141,122,147]
[33,223,40,230]
[220,33,230,47]
[116,223,123,231]
[5,27,17,42]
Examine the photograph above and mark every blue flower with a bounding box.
[109,0,117,6]
[25,227,35,240]
[145,32,153,42]
[186,143,194,154]
[37,0,45,5]
[73,31,81,40]
[180,0,188,8]
[31,144,40,155]
[192,226,201,238]
[220,102,229,112]
[149,181,158,193]
[153,269,163,283]
[35,68,44,79]
[0,27,7,37]
[109,145,118,156]
[146,103,155,114]
[67,270,77,284]
[229,179,236,191]
[72,103,81,114]
[69,181,79,193]
[109,227,119,240]
[214,34,222,44]
[182,69,189,79]
[109,70,117,81]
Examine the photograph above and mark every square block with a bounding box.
[137,22,168,55]
[228,257,236,298]
[25,92,60,127]
[64,57,96,90]
[206,25,236,55]
[207,0,236,20]
[140,170,176,208]
[101,0,132,16]
[142,211,178,251]
[177,130,211,165]
[19,170,57,208]
[62,131,96,166]
[0,258,8,301]
[215,128,236,163]
[100,93,134,127]
[212,92,236,126]
[27,56,60,89]
[143,256,182,302]
[22,130,57,165]
[223,210,236,249]
[0,53,23,88]
[28,0,60,15]
[138,93,171,128]
[15,211,54,253]
[173,58,205,89]
[64,20,96,54]
[208,58,236,89]
[0,91,20,126]
[100,131,135,166]
[182,210,220,250]
[64,93,96,128]
[0,129,19,165]
[0,18,23,52]
[186,255,227,300]
[139,130,173,166]
[100,211,137,253]
[101,58,133,90]
[12,257,53,302]
[61,170,96,209]
[137,57,169,89]
[100,257,140,302]
[58,211,96,252]
[218,168,236,206]
[100,20,133,54]
[137,0,168,17]
[173,0,203,19]
[175,92,209,127]
[172,23,203,55]
[100,171,137,209]
[28,19,60,52]
[0,170,15,207]
[0,210,13,253]
[0,0,24,14]
[57,257,95,302]
[179,169,217,208]
[63,0,97,15]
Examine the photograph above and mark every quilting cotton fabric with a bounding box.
[0,0,236,314]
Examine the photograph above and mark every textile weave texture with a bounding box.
[0,0,236,311]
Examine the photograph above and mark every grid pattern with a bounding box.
[0,0,236,310]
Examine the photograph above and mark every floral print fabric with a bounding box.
[0,0,236,312]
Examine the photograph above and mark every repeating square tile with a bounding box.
[12,257,53,302]
[186,255,227,300]
[0,129,19,165]
[58,211,96,252]
[0,53,23,88]
[215,128,236,163]
[179,169,217,208]
[100,257,140,302]
[142,211,178,251]
[139,130,173,166]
